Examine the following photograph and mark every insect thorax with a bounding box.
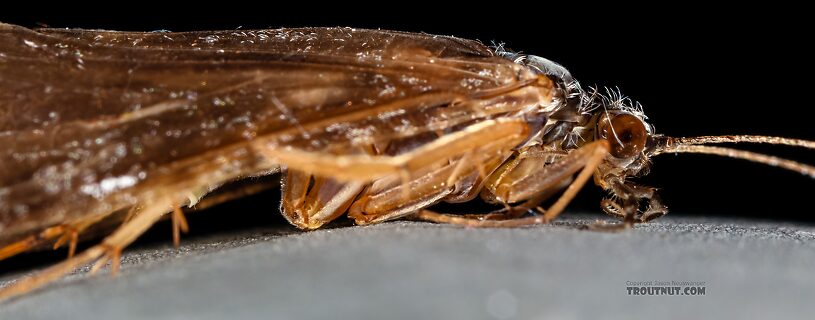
[501,53,593,152]
[502,52,655,175]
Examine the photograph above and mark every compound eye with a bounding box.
[598,113,648,158]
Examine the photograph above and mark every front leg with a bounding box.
[596,175,668,226]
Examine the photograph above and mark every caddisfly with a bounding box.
[0,23,813,300]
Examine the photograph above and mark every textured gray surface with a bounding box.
[2,214,815,319]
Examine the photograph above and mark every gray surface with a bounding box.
[2,214,815,319]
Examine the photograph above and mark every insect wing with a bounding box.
[0,24,548,240]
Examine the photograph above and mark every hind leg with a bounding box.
[0,197,175,301]
[253,119,529,182]
[0,208,122,261]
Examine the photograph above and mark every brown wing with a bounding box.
[0,23,548,240]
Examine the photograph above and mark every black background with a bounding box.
[2,4,813,223]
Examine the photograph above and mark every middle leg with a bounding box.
[414,140,611,227]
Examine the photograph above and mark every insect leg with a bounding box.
[414,140,610,227]
[50,225,79,259]
[0,197,176,301]
[0,208,119,261]
[171,206,190,248]
[441,151,514,204]
[275,119,524,230]
[280,169,366,230]
[347,153,499,224]
[255,119,528,227]
[348,137,519,225]
[252,119,530,182]
[445,151,476,188]
[471,146,574,219]
[586,178,668,231]
[0,227,66,261]
[480,146,570,204]
[187,177,280,212]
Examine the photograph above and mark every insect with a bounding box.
[0,22,813,300]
